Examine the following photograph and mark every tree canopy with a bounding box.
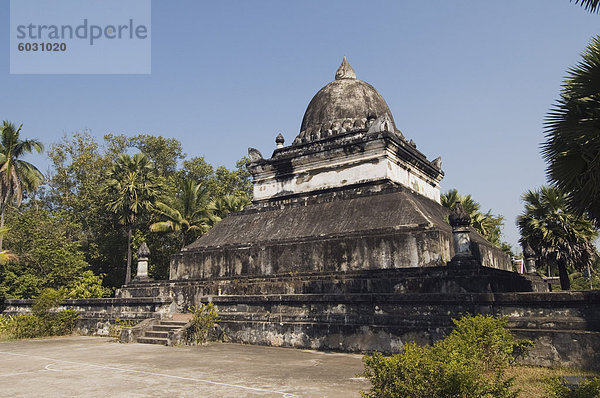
[517,186,597,290]
[542,35,600,227]
[0,121,44,251]
[0,129,253,298]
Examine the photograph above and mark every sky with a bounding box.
[0,0,599,250]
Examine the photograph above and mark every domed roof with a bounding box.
[294,57,399,145]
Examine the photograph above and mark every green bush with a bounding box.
[51,309,79,335]
[188,302,218,344]
[361,314,532,398]
[547,377,600,398]
[9,314,44,339]
[0,288,79,340]
[108,317,138,339]
[32,288,65,316]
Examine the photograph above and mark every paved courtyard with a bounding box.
[0,336,369,397]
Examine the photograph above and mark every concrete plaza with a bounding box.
[0,336,368,397]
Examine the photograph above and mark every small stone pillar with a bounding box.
[275,133,285,149]
[135,242,152,281]
[447,202,480,267]
[522,242,537,274]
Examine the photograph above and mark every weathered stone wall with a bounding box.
[119,267,548,308]
[2,297,174,336]
[172,183,511,279]
[172,229,451,280]
[3,275,596,369]
[200,290,600,370]
[252,131,443,203]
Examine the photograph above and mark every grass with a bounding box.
[508,366,600,397]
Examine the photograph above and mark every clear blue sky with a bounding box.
[1,0,598,250]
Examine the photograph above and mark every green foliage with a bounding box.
[188,302,218,344]
[150,180,210,249]
[0,206,109,299]
[0,121,44,253]
[45,131,127,288]
[6,315,44,339]
[439,315,532,371]
[179,156,253,200]
[0,288,78,339]
[569,268,600,290]
[1,310,79,339]
[104,152,163,284]
[572,0,600,13]
[65,271,112,299]
[517,186,597,290]
[129,134,185,177]
[32,288,64,316]
[546,376,600,398]
[441,189,506,247]
[107,317,138,339]
[51,309,79,335]
[0,130,252,294]
[542,35,600,227]
[361,315,532,398]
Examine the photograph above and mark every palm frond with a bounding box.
[572,0,600,12]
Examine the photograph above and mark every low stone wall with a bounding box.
[3,281,597,370]
[199,290,600,370]
[2,297,175,336]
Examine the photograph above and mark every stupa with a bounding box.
[170,58,513,280]
[5,59,597,369]
[120,58,553,353]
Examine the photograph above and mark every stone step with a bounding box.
[116,266,548,298]
[145,331,169,338]
[159,321,188,327]
[137,337,169,345]
[152,325,183,332]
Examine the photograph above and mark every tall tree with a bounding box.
[542,36,600,226]
[150,180,209,249]
[517,186,597,290]
[0,121,44,251]
[46,132,128,288]
[104,153,161,285]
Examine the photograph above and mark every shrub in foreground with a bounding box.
[361,314,532,398]
[547,376,600,398]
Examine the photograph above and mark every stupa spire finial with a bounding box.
[335,56,356,80]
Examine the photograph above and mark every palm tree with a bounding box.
[441,189,480,215]
[573,0,600,12]
[542,36,600,226]
[208,194,251,218]
[517,186,597,290]
[150,180,209,249]
[441,189,504,246]
[105,153,161,285]
[199,194,251,231]
[0,121,44,251]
